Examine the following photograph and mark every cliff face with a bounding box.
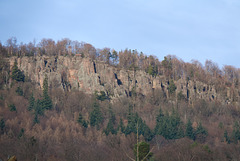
[9,56,236,104]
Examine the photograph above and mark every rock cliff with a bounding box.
[9,56,237,104]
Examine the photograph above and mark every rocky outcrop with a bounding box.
[9,56,238,104]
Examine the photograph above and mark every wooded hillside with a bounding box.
[0,38,240,161]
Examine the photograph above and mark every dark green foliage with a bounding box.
[177,91,185,101]
[90,100,103,129]
[125,109,154,141]
[195,122,208,142]
[118,118,125,133]
[231,121,240,143]
[42,76,52,110]
[96,91,108,101]
[162,56,172,70]
[9,104,16,112]
[82,120,88,128]
[33,113,39,124]
[147,64,158,77]
[168,80,176,94]
[104,119,116,135]
[16,86,23,96]
[195,122,208,136]
[0,118,5,134]
[147,64,154,76]
[34,99,44,116]
[18,128,24,138]
[224,130,230,144]
[77,113,88,128]
[104,108,117,135]
[155,108,184,140]
[134,142,153,161]
[78,113,83,123]
[0,57,10,89]
[11,61,25,82]
[186,119,195,140]
[28,93,35,111]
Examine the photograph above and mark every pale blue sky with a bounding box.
[0,0,240,68]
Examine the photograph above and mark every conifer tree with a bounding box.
[77,112,88,128]
[33,113,39,124]
[28,93,35,111]
[90,100,103,129]
[134,142,153,161]
[11,61,25,82]
[118,118,125,133]
[224,130,230,144]
[0,118,5,134]
[104,107,117,135]
[232,121,240,143]
[42,75,52,110]
[186,119,195,140]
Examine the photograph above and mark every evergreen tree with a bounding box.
[104,107,117,135]
[154,108,165,135]
[9,104,16,112]
[77,112,83,124]
[33,113,39,124]
[124,110,154,141]
[224,130,230,144]
[16,86,23,96]
[118,118,125,133]
[147,64,154,76]
[232,121,240,143]
[134,142,153,161]
[77,112,88,128]
[42,75,52,110]
[18,128,25,139]
[28,93,35,111]
[155,108,184,140]
[125,112,138,135]
[90,100,103,129]
[0,118,5,134]
[195,122,208,142]
[186,119,195,140]
[141,121,154,141]
[11,61,25,82]
[34,99,44,116]
[195,122,208,136]
[82,120,88,128]
[168,79,176,94]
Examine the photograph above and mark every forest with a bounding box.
[0,37,240,161]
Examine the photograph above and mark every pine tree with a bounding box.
[195,122,208,142]
[35,99,44,116]
[232,121,240,143]
[118,118,125,133]
[28,93,35,111]
[104,107,117,135]
[224,130,230,144]
[33,113,39,124]
[78,113,83,123]
[90,100,103,129]
[147,64,154,76]
[78,113,88,128]
[42,75,52,110]
[154,108,165,136]
[0,118,5,134]
[134,142,153,161]
[186,119,195,140]
[9,104,17,112]
[11,61,25,82]
[168,79,176,94]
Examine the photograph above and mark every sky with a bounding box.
[0,0,240,68]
